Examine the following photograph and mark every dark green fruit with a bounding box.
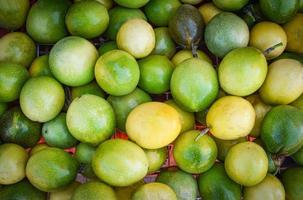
[214,137,246,161]
[281,167,303,200]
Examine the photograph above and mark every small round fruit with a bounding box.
[171,49,212,65]
[152,27,176,58]
[29,55,53,77]
[113,0,149,8]
[213,0,249,11]
[214,137,247,162]
[71,81,105,100]
[198,3,222,24]
[225,142,268,187]
[117,19,155,59]
[98,41,117,55]
[144,147,167,173]
[74,0,113,10]
[30,144,49,156]
[181,0,203,5]
[132,183,177,200]
[283,14,303,54]
[75,143,96,164]
[206,96,255,140]
[115,181,144,200]
[49,181,80,200]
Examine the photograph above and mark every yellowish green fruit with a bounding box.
[132,183,177,200]
[144,147,167,173]
[198,3,222,24]
[171,49,212,66]
[50,181,80,200]
[283,14,303,54]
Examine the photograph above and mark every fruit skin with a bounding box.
[98,41,118,55]
[74,0,113,10]
[0,143,28,185]
[144,147,167,173]
[20,76,65,123]
[30,144,49,156]
[65,1,109,39]
[113,0,149,8]
[225,142,268,187]
[26,147,78,192]
[171,58,218,112]
[259,59,303,105]
[115,180,144,200]
[0,62,29,102]
[213,0,248,11]
[0,103,8,117]
[126,102,181,149]
[171,49,212,66]
[29,55,53,78]
[95,50,140,96]
[243,174,285,200]
[198,2,222,24]
[156,168,199,200]
[75,143,96,164]
[218,47,268,96]
[0,107,41,148]
[281,167,303,200]
[26,0,71,44]
[283,14,303,54]
[49,36,99,87]
[71,81,105,100]
[132,182,177,200]
[173,130,218,174]
[107,88,151,131]
[198,163,241,200]
[0,32,36,67]
[92,139,148,187]
[206,96,255,140]
[292,146,303,165]
[66,94,115,146]
[275,52,303,64]
[152,27,176,58]
[50,181,80,200]
[205,12,249,58]
[214,137,246,162]
[259,0,299,24]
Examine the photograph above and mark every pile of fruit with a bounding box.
[0,0,303,199]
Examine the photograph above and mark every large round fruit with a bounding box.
[281,167,303,200]
[171,58,218,112]
[126,102,181,149]
[213,0,248,11]
[20,76,65,122]
[29,55,53,78]
[26,147,78,192]
[95,50,140,96]
[132,183,177,200]
[49,36,98,87]
[49,181,80,200]
[152,27,176,58]
[0,32,36,67]
[283,14,303,54]
[171,49,212,66]
[92,139,148,187]
[218,47,267,96]
[225,142,268,187]
[113,0,149,8]
[66,94,115,145]
[144,147,167,173]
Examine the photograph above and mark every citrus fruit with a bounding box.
[80,163,96,179]
[152,27,176,58]
[42,113,78,149]
[29,55,53,77]
[198,163,241,200]
[213,0,249,11]
[0,0,29,30]
[205,12,249,58]
[171,58,218,112]
[214,137,247,162]
[49,36,98,87]
[198,3,222,24]
[144,0,181,26]
[30,144,49,156]
[106,6,146,40]
[292,94,303,110]
[117,19,155,58]
[0,103,7,117]
[243,174,285,200]
[0,107,41,148]
[75,143,96,164]
[71,81,105,100]
[98,41,117,55]
[50,181,80,200]
[218,47,268,96]
[107,88,151,131]
[144,147,167,173]
[126,102,181,149]
[0,32,36,67]
[181,0,203,4]
[113,0,149,8]
[225,142,268,187]
[259,59,303,105]
[0,62,29,102]
[292,146,303,165]
[171,49,212,65]
[92,139,148,187]
[156,168,199,200]
[0,143,28,185]
[20,76,65,122]
[283,14,303,54]
[74,0,113,10]
[206,96,255,140]
[66,94,115,145]
[132,182,177,200]
[65,1,109,39]
[26,0,71,44]
[95,50,140,96]
[281,167,303,200]
[138,55,174,94]
[26,147,78,192]
[115,180,144,200]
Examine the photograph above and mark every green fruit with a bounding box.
[0,32,36,67]
[214,137,246,161]
[261,105,303,155]
[300,0,303,12]
[144,0,181,26]
[75,143,96,164]
[115,180,144,200]
[0,103,8,117]
[49,181,80,200]
[65,1,109,39]
[74,0,113,10]
[26,147,78,192]
[219,47,268,96]
[173,130,217,174]
[26,0,71,44]
[66,94,115,145]
[98,41,118,55]
[107,88,151,131]
[138,55,174,94]
[132,183,177,200]
[198,163,241,200]
[259,0,299,24]
[71,81,105,100]
[80,163,96,178]
[95,50,140,96]
[292,146,303,165]
[113,0,149,8]
[144,147,167,173]
[30,144,49,156]
[29,55,53,77]
[42,113,78,149]
[20,76,65,122]
[0,179,46,200]
[171,58,218,112]
[156,168,198,200]
[0,62,29,102]
[152,27,176,58]
[0,107,41,148]
[205,12,249,58]
[281,167,303,200]
[49,36,98,87]
[213,0,249,11]
[275,52,303,64]
[181,0,203,4]
[171,49,212,65]
[92,139,148,187]
[168,4,204,49]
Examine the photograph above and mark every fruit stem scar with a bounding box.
[195,127,210,141]
[263,42,283,55]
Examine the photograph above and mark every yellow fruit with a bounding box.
[171,49,212,66]
[283,14,303,54]
[198,3,222,24]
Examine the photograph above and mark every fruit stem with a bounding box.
[263,42,283,56]
[195,127,210,141]
[272,154,286,176]
[191,42,198,58]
